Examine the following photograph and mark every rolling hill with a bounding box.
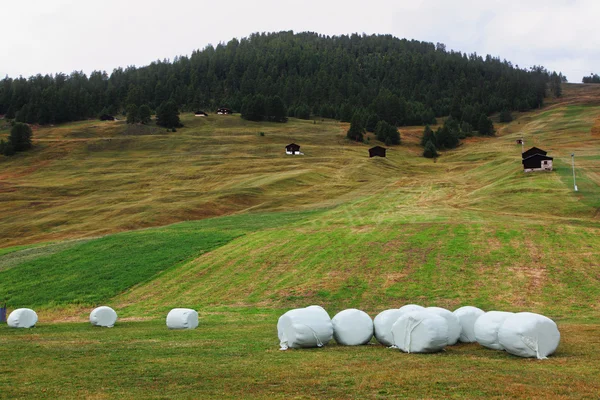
[1,83,600,398]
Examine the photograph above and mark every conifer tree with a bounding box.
[478,114,494,136]
[346,113,365,142]
[420,125,435,146]
[423,140,438,158]
[375,120,400,145]
[139,105,151,124]
[9,122,32,152]
[126,104,139,124]
[499,109,513,123]
[266,96,287,122]
[156,101,182,128]
[365,114,380,133]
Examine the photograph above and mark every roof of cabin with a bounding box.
[522,147,547,158]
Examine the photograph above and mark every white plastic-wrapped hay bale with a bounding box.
[374,309,405,346]
[277,305,333,350]
[391,310,448,353]
[474,311,513,350]
[332,309,373,346]
[166,308,198,330]
[454,306,485,343]
[426,307,461,345]
[7,308,38,328]
[90,306,118,328]
[398,304,424,314]
[498,312,560,359]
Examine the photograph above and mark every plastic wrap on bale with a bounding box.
[374,309,405,346]
[7,308,38,329]
[90,306,118,328]
[474,311,514,350]
[454,306,485,343]
[426,307,462,345]
[398,304,424,314]
[277,305,333,350]
[391,310,448,353]
[166,308,199,330]
[498,312,560,359]
[332,309,373,345]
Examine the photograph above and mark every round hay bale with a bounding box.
[453,306,485,343]
[391,310,448,353]
[277,305,333,350]
[498,312,560,359]
[332,309,373,346]
[474,311,514,350]
[166,308,198,330]
[374,309,405,346]
[398,304,424,314]
[90,306,118,328]
[426,307,461,345]
[7,308,38,328]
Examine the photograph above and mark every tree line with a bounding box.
[0,31,561,130]
[582,73,600,84]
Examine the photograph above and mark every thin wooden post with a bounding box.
[0,303,6,323]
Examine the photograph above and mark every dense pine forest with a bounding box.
[582,73,600,84]
[0,31,563,127]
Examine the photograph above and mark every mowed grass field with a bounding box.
[1,83,600,398]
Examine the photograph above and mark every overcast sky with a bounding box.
[1,0,598,83]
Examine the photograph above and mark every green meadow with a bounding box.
[1,83,600,398]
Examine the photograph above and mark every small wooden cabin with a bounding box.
[369,146,386,158]
[194,110,208,117]
[216,107,232,115]
[522,147,552,172]
[99,114,115,121]
[286,143,301,155]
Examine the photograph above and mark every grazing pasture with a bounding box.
[1,84,600,398]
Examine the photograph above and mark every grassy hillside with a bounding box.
[0,115,422,248]
[1,83,600,398]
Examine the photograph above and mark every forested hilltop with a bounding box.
[0,31,563,126]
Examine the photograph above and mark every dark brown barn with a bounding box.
[194,110,208,116]
[522,154,553,172]
[369,146,386,158]
[99,114,115,121]
[216,107,232,115]
[286,143,301,155]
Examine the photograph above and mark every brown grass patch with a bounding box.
[591,117,600,136]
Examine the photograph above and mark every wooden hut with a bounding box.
[216,107,232,115]
[194,110,208,117]
[369,146,386,158]
[522,147,553,172]
[286,143,301,155]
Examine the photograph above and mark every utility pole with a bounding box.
[571,153,578,192]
